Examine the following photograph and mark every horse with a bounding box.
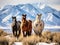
[11,16,21,38]
[21,14,32,37]
[32,14,44,36]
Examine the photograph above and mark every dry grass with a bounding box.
[52,32,60,43]
[0,29,60,45]
[0,29,8,36]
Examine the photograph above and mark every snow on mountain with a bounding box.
[39,4,60,26]
[2,14,12,23]
[40,4,45,9]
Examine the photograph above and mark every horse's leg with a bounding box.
[12,30,14,35]
[17,30,20,38]
[30,30,32,35]
[16,30,20,38]
[12,30,16,37]
[18,30,20,37]
[28,30,31,36]
[15,30,17,38]
[25,31,27,37]
[23,31,26,37]
[27,30,29,36]
[13,30,16,37]
[19,29,21,35]
[26,30,28,36]
[23,31,27,37]
[16,30,20,39]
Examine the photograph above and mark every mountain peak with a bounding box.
[40,4,46,9]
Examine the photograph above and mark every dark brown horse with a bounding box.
[12,16,21,38]
[21,14,32,37]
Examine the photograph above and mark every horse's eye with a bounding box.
[36,24,38,27]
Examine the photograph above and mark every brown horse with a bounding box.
[21,14,32,37]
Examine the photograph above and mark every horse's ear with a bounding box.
[22,14,26,16]
[24,14,26,16]
[12,16,13,18]
[12,16,16,19]
[37,14,39,15]
[25,14,26,16]
[37,14,40,16]
[22,14,24,16]
[12,16,14,19]
[40,14,42,16]
[37,14,42,17]
[18,21,21,23]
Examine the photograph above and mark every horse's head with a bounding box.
[12,16,17,22]
[22,14,26,20]
[36,14,42,20]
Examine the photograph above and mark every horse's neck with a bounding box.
[13,21,17,25]
[35,18,41,22]
[22,19,27,23]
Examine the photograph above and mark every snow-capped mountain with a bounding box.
[0,3,60,32]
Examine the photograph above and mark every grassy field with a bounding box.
[0,29,60,45]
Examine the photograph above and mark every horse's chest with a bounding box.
[35,21,42,26]
[22,22,28,28]
[33,21,42,30]
[13,24,18,30]
[13,25,17,28]
[24,23,28,27]
[22,21,28,26]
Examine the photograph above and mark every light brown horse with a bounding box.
[32,14,44,36]
[21,14,32,37]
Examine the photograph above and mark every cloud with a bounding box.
[0,0,60,8]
